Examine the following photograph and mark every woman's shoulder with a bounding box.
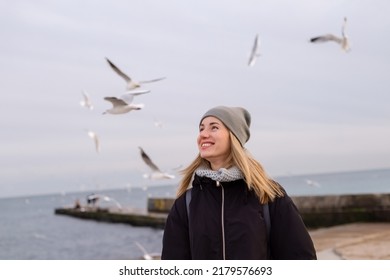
[268,182,295,209]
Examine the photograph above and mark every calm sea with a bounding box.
[1,168,389,260]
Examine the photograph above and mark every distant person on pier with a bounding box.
[74,199,81,209]
[161,106,317,260]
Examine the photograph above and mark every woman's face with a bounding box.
[197,116,231,170]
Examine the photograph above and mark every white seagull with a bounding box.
[134,242,160,260]
[100,195,122,209]
[305,179,321,188]
[86,130,100,153]
[248,34,261,66]
[103,89,150,114]
[310,17,350,52]
[86,193,122,209]
[105,57,166,90]
[80,90,93,110]
[139,147,175,180]
[153,117,164,128]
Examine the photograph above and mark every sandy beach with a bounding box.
[310,223,390,260]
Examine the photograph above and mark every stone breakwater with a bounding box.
[55,207,167,229]
[291,193,390,228]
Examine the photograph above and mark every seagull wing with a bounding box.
[139,147,161,172]
[341,17,348,38]
[80,90,93,109]
[104,96,128,107]
[139,77,166,84]
[134,242,152,260]
[120,89,150,103]
[118,94,135,104]
[310,34,342,44]
[125,89,151,95]
[81,90,89,104]
[82,90,89,101]
[105,57,132,83]
[87,130,100,153]
[87,193,100,200]
[248,34,260,66]
[134,242,148,255]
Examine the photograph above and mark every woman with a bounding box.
[161,106,316,260]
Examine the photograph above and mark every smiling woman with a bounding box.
[161,105,317,260]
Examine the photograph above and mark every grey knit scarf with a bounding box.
[195,165,243,182]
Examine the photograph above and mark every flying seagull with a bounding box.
[103,89,150,114]
[138,147,175,180]
[310,17,350,52]
[80,90,93,110]
[153,117,164,128]
[248,34,261,66]
[100,195,122,209]
[105,57,166,90]
[305,179,321,188]
[86,193,122,209]
[134,242,160,260]
[86,130,100,153]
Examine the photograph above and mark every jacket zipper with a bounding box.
[217,181,226,260]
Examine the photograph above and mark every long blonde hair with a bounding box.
[177,131,284,203]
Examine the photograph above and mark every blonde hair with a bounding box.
[177,131,284,203]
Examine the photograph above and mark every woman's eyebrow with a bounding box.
[199,121,221,127]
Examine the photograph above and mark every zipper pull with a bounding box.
[216,181,220,187]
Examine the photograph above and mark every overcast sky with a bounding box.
[1,0,389,198]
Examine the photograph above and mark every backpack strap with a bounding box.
[262,203,271,242]
[185,188,192,217]
[262,202,271,258]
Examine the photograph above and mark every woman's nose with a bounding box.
[199,129,209,138]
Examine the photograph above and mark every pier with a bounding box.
[291,193,390,228]
[55,207,167,229]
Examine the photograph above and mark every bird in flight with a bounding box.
[138,147,175,180]
[80,90,93,110]
[86,130,100,153]
[105,57,166,90]
[310,17,350,52]
[305,179,321,188]
[248,34,261,66]
[153,117,164,128]
[103,89,150,114]
[86,193,122,209]
[134,242,160,260]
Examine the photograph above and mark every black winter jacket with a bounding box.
[161,174,317,260]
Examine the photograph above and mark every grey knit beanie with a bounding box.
[200,106,251,146]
